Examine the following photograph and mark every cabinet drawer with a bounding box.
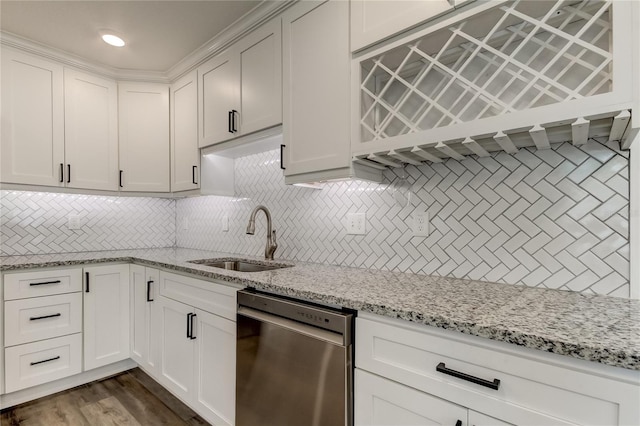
[356,315,632,426]
[355,368,467,426]
[3,268,82,300]
[4,292,82,346]
[159,271,238,321]
[4,333,82,393]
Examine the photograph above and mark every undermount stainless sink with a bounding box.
[188,258,293,273]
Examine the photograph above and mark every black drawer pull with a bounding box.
[119,170,124,188]
[30,356,60,366]
[30,280,61,287]
[59,163,64,183]
[228,110,234,133]
[190,313,197,340]
[67,164,71,183]
[187,313,193,338]
[436,362,500,390]
[85,272,90,293]
[146,280,154,302]
[30,313,62,321]
[231,109,238,133]
[192,165,198,185]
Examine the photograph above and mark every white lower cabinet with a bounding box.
[355,313,640,426]
[2,268,84,394]
[130,265,159,376]
[83,264,130,371]
[156,271,237,426]
[356,369,467,426]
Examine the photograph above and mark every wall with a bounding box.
[0,191,175,255]
[177,139,630,297]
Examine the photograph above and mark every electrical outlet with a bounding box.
[67,214,82,230]
[222,215,229,232]
[413,212,429,237]
[346,212,366,235]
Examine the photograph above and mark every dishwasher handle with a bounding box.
[238,305,345,347]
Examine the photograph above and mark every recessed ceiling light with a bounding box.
[102,34,125,47]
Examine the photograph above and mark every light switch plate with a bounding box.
[68,214,82,230]
[413,212,429,237]
[346,212,366,235]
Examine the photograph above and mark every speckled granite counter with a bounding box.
[1,247,639,371]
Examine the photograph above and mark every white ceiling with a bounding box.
[0,1,264,72]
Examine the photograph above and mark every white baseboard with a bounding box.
[0,358,137,410]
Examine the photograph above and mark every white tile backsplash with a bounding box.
[0,191,175,255]
[0,139,630,297]
[177,140,630,297]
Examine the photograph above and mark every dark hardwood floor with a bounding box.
[0,368,209,426]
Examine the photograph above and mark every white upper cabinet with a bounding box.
[350,0,455,52]
[198,18,282,148]
[352,0,639,168]
[1,47,64,187]
[281,0,355,180]
[64,69,119,191]
[198,50,240,147]
[171,70,200,192]
[237,19,282,136]
[118,82,170,192]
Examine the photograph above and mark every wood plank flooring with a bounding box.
[0,368,209,426]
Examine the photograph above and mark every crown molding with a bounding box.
[0,31,170,83]
[1,0,296,84]
[166,0,296,81]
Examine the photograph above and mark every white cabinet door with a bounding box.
[118,82,170,192]
[157,295,195,403]
[1,47,64,186]
[198,51,240,147]
[355,369,468,426]
[130,265,159,376]
[83,264,130,370]
[171,70,200,192]
[469,411,514,426]
[282,0,351,177]
[193,308,236,426]
[64,69,119,191]
[350,0,455,52]
[238,18,282,135]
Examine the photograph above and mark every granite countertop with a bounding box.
[1,247,639,371]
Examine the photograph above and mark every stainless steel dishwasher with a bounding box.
[236,289,354,426]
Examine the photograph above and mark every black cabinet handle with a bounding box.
[455,421,462,426]
[192,166,198,185]
[280,144,286,170]
[187,313,193,338]
[146,280,154,302]
[85,272,90,293]
[436,362,500,390]
[30,313,61,321]
[190,313,197,340]
[59,163,64,183]
[67,164,71,183]
[231,109,238,133]
[228,110,234,133]
[30,280,61,287]
[30,356,60,366]
[119,170,123,188]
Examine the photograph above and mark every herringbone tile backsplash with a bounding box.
[0,139,630,297]
[177,140,630,297]
[1,192,175,255]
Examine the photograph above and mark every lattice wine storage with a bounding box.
[352,0,638,168]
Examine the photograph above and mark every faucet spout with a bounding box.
[246,205,278,260]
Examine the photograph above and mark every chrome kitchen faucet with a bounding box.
[246,205,277,260]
